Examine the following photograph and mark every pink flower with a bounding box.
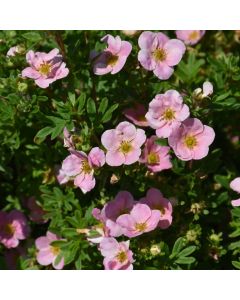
[101,121,146,166]
[116,203,161,238]
[138,31,185,80]
[57,147,105,193]
[35,231,64,270]
[123,103,149,127]
[92,34,132,75]
[140,136,172,172]
[176,30,205,45]
[22,48,69,88]
[168,118,215,161]
[0,210,29,249]
[27,197,47,224]
[139,188,172,229]
[92,191,135,238]
[99,238,134,270]
[146,90,190,138]
[7,46,20,57]
[230,178,240,207]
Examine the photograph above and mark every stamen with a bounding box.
[153,48,167,62]
[120,141,132,154]
[38,63,51,76]
[147,152,159,164]
[184,135,197,149]
[163,108,175,121]
[135,222,147,232]
[116,251,127,263]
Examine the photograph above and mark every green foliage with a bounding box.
[0,30,240,270]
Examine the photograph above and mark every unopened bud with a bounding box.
[150,244,161,256]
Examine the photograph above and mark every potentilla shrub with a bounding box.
[0,30,240,270]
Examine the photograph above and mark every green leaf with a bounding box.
[50,123,65,140]
[155,138,168,146]
[75,255,82,270]
[87,98,96,117]
[229,241,240,250]
[22,32,42,42]
[98,97,108,115]
[175,257,195,264]
[229,229,240,238]
[77,93,86,112]
[34,126,53,143]
[68,92,76,106]
[101,104,118,123]
[214,175,230,189]
[171,237,184,257]
[232,260,240,269]
[178,246,196,258]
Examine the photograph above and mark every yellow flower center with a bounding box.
[116,251,128,263]
[4,223,15,235]
[184,135,197,149]
[189,31,200,41]
[120,141,132,154]
[38,63,52,76]
[107,55,119,66]
[50,246,60,256]
[153,48,167,62]
[135,222,147,232]
[163,108,175,121]
[81,160,92,174]
[147,152,159,164]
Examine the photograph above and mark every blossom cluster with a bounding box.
[3,30,224,271]
[87,188,173,269]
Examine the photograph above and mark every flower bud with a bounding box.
[186,229,198,242]
[17,82,28,93]
[150,244,161,256]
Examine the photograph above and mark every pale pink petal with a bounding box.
[116,214,135,232]
[99,237,119,257]
[22,67,40,79]
[111,56,127,74]
[118,41,132,57]
[88,147,105,167]
[145,210,161,231]
[203,81,213,96]
[102,35,122,54]
[36,250,54,266]
[138,31,156,50]
[197,125,215,146]
[138,50,155,70]
[35,237,50,250]
[133,129,146,147]
[101,129,119,150]
[74,173,95,193]
[230,178,240,193]
[106,151,125,166]
[153,62,174,80]
[164,39,186,66]
[131,204,152,223]
[155,32,169,47]
[124,148,141,165]
[231,199,240,207]
[116,122,136,140]
[192,145,209,160]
